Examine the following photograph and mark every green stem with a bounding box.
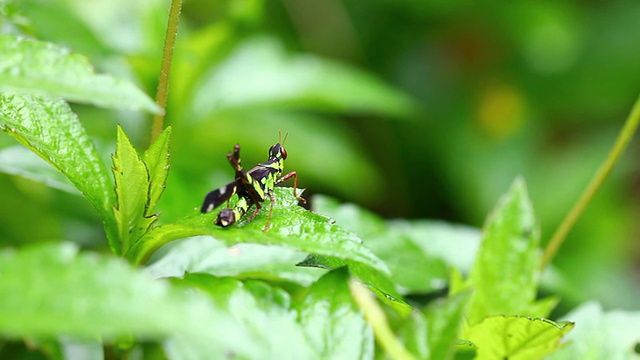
[349,280,416,360]
[150,0,183,144]
[540,94,640,270]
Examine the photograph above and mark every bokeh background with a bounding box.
[1,0,640,314]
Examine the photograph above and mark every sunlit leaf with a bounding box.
[0,94,117,249]
[464,316,574,360]
[546,302,640,360]
[0,34,160,113]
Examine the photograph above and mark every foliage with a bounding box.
[1,1,640,359]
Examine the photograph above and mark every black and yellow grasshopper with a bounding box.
[200,134,305,231]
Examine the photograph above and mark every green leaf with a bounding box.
[546,302,640,360]
[112,125,155,255]
[397,292,471,360]
[424,292,473,360]
[0,145,78,194]
[0,242,253,358]
[464,316,574,360]
[0,94,117,248]
[147,236,322,286]
[311,194,387,238]
[386,220,481,275]
[349,279,417,360]
[126,188,389,275]
[298,268,373,359]
[458,177,555,325]
[171,273,315,358]
[313,195,481,294]
[143,126,171,217]
[190,37,415,118]
[298,254,412,317]
[0,34,160,113]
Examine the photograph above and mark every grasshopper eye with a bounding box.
[280,146,288,159]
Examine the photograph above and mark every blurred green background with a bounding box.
[1,0,639,313]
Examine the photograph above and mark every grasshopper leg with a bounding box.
[276,171,306,203]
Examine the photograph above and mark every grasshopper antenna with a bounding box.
[278,129,289,145]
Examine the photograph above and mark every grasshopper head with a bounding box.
[268,143,287,161]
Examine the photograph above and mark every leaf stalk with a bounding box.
[150,0,183,143]
[541,94,640,269]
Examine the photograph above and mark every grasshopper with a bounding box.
[200,134,305,231]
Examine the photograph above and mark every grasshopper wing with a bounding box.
[201,180,240,213]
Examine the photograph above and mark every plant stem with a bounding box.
[349,280,416,360]
[150,0,183,144]
[540,94,640,270]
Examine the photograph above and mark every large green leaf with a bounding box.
[133,187,408,314]
[464,316,574,360]
[455,178,556,325]
[546,302,640,360]
[147,236,322,286]
[112,126,156,254]
[0,242,257,358]
[298,268,374,359]
[0,94,117,247]
[0,34,160,113]
[313,195,481,294]
[189,37,415,118]
[127,188,388,274]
